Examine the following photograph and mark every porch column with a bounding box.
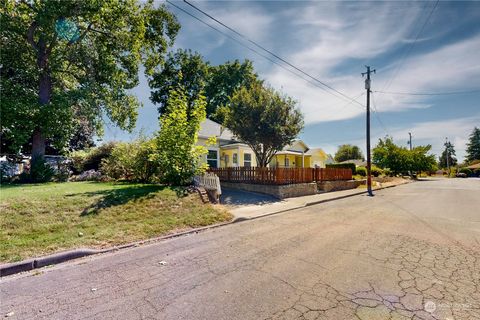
[237,146,241,167]
[302,152,305,168]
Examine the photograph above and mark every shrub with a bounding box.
[473,169,480,177]
[0,162,17,183]
[383,168,393,177]
[19,157,55,183]
[69,142,116,174]
[356,166,367,177]
[458,167,473,177]
[70,169,105,181]
[101,138,159,183]
[326,163,356,175]
[371,165,383,177]
[54,162,71,182]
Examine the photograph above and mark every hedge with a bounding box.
[326,163,356,175]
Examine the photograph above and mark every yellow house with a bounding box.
[198,119,257,168]
[198,119,328,169]
[305,148,335,168]
[269,140,311,168]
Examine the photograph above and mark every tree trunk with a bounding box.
[31,127,46,162]
[31,41,51,164]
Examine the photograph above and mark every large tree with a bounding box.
[334,144,364,162]
[439,141,457,168]
[205,59,259,122]
[224,82,304,167]
[149,50,258,121]
[149,49,209,117]
[373,137,436,175]
[1,0,180,164]
[465,127,480,163]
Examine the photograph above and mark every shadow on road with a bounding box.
[220,188,279,207]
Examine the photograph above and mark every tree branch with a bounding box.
[27,21,38,51]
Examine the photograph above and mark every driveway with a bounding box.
[220,187,279,207]
[1,178,479,319]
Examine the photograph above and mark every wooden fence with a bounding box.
[207,167,352,185]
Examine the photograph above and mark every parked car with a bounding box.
[456,172,467,178]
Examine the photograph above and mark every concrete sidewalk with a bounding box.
[228,179,411,221]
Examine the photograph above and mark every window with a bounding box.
[207,150,218,168]
[224,155,229,166]
[244,153,252,167]
[233,153,238,165]
[285,157,290,167]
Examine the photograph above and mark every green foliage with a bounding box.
[354,165,382,177]
[149,49,209,117]
[224,82,304,167]
[70,142,116,174]
[466,127,480,163]
[373,136,436,175]
[153,87,207,185]
[334,144,364,162]
[371,165,383,177]
[101,138,158,183]
[383,168,393,177]
[149,50,259,121]
[356,167,367,177]
[19,157,54,183]
[326,163,356,175]
[1,0,179,154]
[206,60,259,122]
[438,141,457,168]
[458,167,473,176]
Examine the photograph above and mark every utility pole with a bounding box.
[362,66,375,197]
[445,137,450,175]
[408,132,412,151]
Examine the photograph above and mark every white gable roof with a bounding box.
[198,119,235,141]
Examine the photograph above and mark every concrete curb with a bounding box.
[1,181,411,277]
[0,221,233,278]
[231,181,412,223]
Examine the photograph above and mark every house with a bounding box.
[197,119,328,168]
[270,140,310,168]
[306,148,334,168]
[338,159,367,167]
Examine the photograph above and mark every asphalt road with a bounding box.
[1,178,479,320]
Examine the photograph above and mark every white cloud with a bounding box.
[373,116,480,162]
[248,3,480,125]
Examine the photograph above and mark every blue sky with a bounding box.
[103,1,480,162]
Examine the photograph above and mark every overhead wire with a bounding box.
[374,89,480,96]
[371,91,390,137]
[166,0,365,108]
[180,0,365,108]
[380,0,439,92]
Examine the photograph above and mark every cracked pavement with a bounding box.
[1,178,479,319]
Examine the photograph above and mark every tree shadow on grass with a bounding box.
[79,184,184,216]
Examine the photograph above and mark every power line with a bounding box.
[166,0,364,107]
[182,0,364,108]
[371,92,389,136]
[381,0,439,92]
[374,89,480,96]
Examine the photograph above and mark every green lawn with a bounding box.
[0,181,232,263]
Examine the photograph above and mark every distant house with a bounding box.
[197,119,327,168]
[338,159,367,167]
[306,148,334,168]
